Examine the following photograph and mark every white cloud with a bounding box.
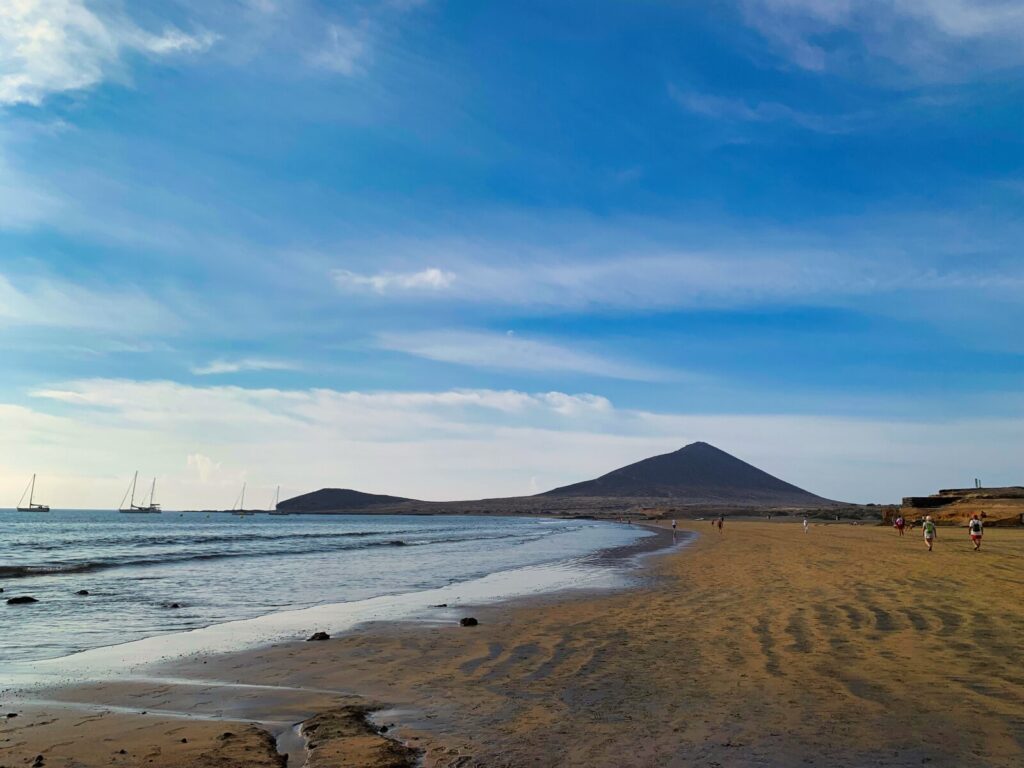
[669,85,857,133]
[187,452,223,483]
[4,378,1023,508]
[308,22,369,76]
[191,358,298,376]
[333,267,456,294]
[0,272,178,333]
[738,0,1024,79]
[137,27,219,56]
[0,140,58,227]
[377,329,680,382]
[328,240,1024,314]
[0,0,217,106]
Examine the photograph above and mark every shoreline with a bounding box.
[3,521,685,767]
[4,521,1023,767]
[6,519,680,689]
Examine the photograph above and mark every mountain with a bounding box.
[539,442,836,506]
[277,488,416,513]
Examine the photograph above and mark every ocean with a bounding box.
[0,510,655,675]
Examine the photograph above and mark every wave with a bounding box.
[0,531,539,579]
[20,528,438,552]
[0,563,106,578]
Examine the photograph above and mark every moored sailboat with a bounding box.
[231,482,251,516]
[119,471,162,513]
[267,485,288,515]
[16,474,50,512]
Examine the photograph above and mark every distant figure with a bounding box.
[671,519,677,533]
[716,515,724,533]
[968,514,984,551]
[894,515,906,537]
[922,515,937,551]
[802,518,809,534]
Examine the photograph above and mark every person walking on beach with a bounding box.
[922,516,937,551]
[894,515,905,536]
[968,514,983,551]
[716,515,724,533]
[802,517,809,534]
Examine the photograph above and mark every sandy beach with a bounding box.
[4,520,1023,767]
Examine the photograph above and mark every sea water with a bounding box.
[0,510,652,671]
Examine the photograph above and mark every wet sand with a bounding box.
[4,521,1023,767]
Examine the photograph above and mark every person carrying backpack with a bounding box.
[922,516,937,551]
[968,514,984,551]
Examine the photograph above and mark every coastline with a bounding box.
[4,521,1024,767]
[6,519,673,688]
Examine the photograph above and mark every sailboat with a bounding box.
[267,485,288,515]
[119,471,162,513]
[231,482,251,516]
[16,474,50,512]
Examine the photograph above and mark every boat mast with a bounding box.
[149,478,157,507]
[240,482,246,510]
[274,485,280,510]
[129,471,138,507]
[29,473,35,506]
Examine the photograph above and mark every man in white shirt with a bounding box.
[968,514,983,551]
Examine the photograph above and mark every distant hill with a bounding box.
[540,441,836,507]
[277,488,416,513]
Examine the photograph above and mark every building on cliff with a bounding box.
[889,487,1024,526]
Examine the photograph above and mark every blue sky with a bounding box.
[1,0,1022,507]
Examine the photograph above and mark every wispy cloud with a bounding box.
[191,358,299,376]
[737,0,1024,80]
[0,272,178,333]
[333,267,456,294]
[377,330,681,382]
[307,22,370,76]
[669,85,858,133]
[0,0,217,106]
[328,231,1024,314]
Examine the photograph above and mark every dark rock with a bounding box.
[277,488,415,513]
[307,631,330,641]
[5,713,16,718]
[76,590,90,596]
[388,540,407,546]
[180,738,188,743]
[166,602,181,609]
[379,725,389,733]
[430,603,448,608]
[118,749,127,754]
[33,756,44,767]
[6,596,38,604]
[218,732,235,741]
[459,617,479,627]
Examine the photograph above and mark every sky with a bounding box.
[1,0,1022,508]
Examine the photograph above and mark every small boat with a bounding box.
[267,485,288,515]
[16,474,50,512]
[232,482,251,516]
[119,471,162,513]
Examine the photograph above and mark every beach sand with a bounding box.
[3,521,1023,767]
